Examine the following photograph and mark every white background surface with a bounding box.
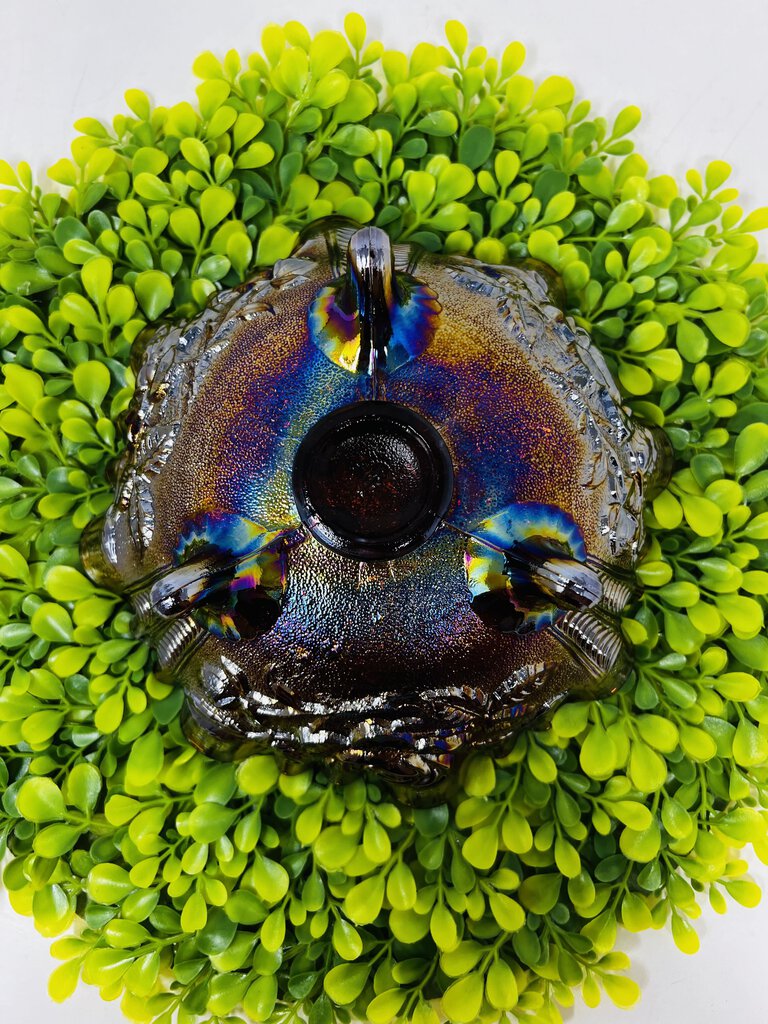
[1,1,768,1022]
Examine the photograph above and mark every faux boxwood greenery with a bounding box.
[1,14,768,1024]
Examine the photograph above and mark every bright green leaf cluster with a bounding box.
[1,14,768,1024]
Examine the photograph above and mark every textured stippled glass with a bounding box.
[82,223,669,788]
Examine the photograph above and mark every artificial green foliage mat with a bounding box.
[1,14,768,1024]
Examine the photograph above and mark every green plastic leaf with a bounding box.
[343,873,385,925]
[488,892,525,931]
[87,863,135,904]
[244,975,278,1022]
[671,913,700,954]
[0,544,30,582]
[81,256,113,305]
[602,973,641,1008]
[485,959,518,1010]
[236,755,279,794]
[532,75,574,109]
[134,270,174,320]
[579,726,616,779]
[330,124,376,156]
[18,776,66,822]
[170,207,202,247]
[459,125,495,170]
[252,854,289,903]
[48,960,82,1003]
[181,891,208,932]
[518,873,561,914]
[629,741,668,792]
[73,361,111,407]
[31,603,74,642]
[324,963,370,1005]
[45,565,95,601]
[703,310,750,347]
[417,111,460,137]
[65,763,101,815]
[442,972,485,1023]
[386,860,417,911]
[188,801,237,843]
[734,423,768,478]
[181,138,211,172]
[200,186,236,228]
[255,225,299,265]
[126,730,164,789]
[462,824,499,870]
[619,821,661,862]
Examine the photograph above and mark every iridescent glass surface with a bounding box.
[83,223,668,786]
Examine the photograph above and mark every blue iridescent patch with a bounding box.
[309,272,440,375]
[465,502,589,633]
[150,512,304,640]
